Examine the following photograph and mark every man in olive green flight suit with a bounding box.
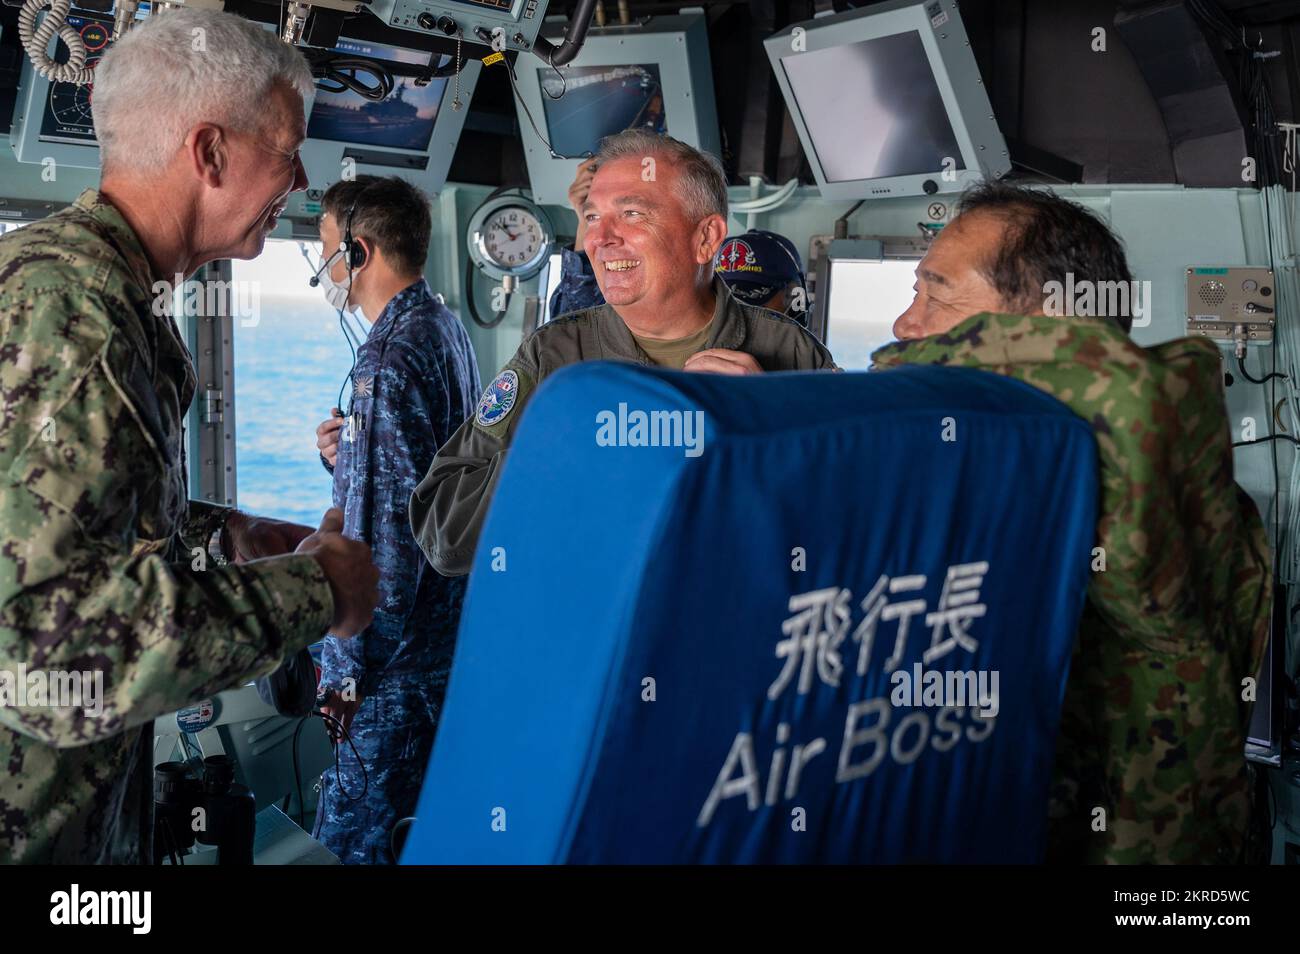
[411,131,836,577]
[0,10,378,864]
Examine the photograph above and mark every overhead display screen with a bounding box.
[307,39,448,151]
[538,64,667,159]
[39,12,114,145]
[780,30,964,182]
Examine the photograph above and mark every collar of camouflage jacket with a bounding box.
[73,189,157,293]
[869,309,1151,371]
[868,310,1269,662]
[596,275,748,363]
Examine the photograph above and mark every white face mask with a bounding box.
[317,251,354,312]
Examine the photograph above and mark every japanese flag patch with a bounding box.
[476,369,520,427]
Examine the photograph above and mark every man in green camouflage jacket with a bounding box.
[875,182,1270,864]
[0,10,378,863]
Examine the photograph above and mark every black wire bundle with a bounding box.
[302,49,465,102]
[307,52,396,102]
[1188,0,1284,189]
[1237,352,1287,384]
[465,253,511,329]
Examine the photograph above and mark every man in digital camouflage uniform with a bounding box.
[310,176,480,863]
[0,9,378,864]
[879,181,1270,864]
[412,131,837,577]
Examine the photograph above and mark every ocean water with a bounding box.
[231,245,363,528]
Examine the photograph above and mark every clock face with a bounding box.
[482,207,545,270]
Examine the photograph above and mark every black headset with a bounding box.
[341,192,369,270]
[308,178,389,420]
[308,180,376,287]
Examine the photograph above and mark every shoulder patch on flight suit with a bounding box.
[476,369,519,427]
[473,364,536,439]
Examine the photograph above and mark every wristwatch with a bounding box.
[206,508,233,567]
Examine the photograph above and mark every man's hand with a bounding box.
[224,511,316,562]
[568,160,598,248]
[316,408,344,468]
[295,508,378,639]
[319,688,363,743]
[683,349,764,376]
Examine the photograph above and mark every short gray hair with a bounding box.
[593,130,728,223]
[93,8,314,172]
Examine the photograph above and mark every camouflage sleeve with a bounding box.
[410,342,540,577]
[177,500,228,557]
[0,292,335,749]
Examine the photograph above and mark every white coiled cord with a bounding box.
[17,0,95,85]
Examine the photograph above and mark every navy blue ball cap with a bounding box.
[715,230,805,306]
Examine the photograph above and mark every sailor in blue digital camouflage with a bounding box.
[0,9,378,864]
[310,176,481,864]
[550,243,607,318]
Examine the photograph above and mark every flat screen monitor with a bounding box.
[9,3,151,168]
[306,38,447,152]
[537,63,668,159]
[38,12,113,145]
[512,12,719,206]
[765,0,1009,200]
[782,32,963,183]
[298,35,481,197]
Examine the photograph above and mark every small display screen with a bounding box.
[781,30,965,182]
[538,64,667,158]
[307,39,449,152]
[448,0,512,9]
[39,13,114,145]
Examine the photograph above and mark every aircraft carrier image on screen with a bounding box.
[539,63,666,158]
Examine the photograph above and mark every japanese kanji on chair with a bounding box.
[402,361,1099,864]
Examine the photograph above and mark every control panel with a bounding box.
[1185,266,1276,348]
[366,0,550,54]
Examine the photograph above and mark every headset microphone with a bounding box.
[308,255,334,287]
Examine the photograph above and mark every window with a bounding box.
[541,250,564,324]
[822,258,918,369]
[231,239,362,526]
